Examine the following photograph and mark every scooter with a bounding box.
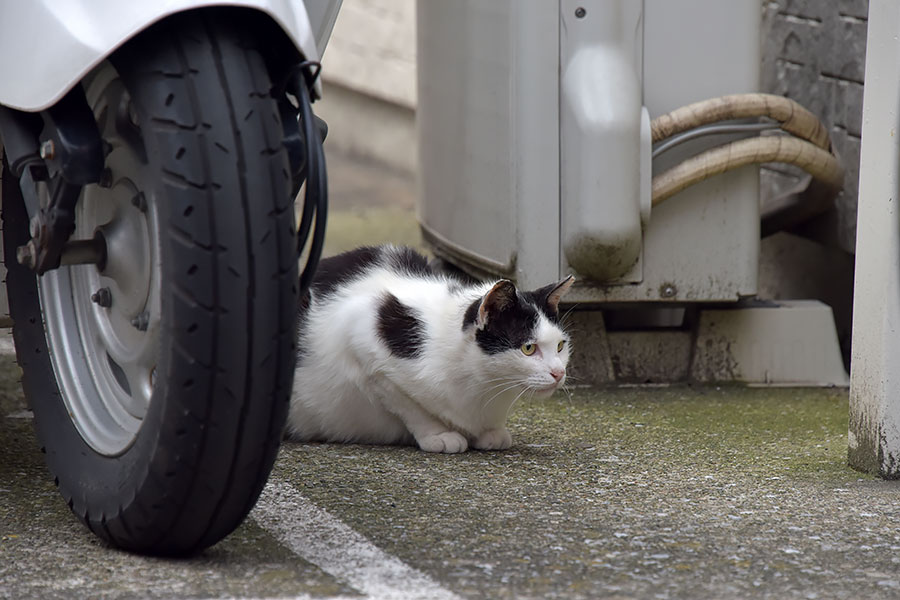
[0,0,339,555]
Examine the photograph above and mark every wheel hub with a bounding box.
[38,64,161,456]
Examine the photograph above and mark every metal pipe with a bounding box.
[58,234,107,268]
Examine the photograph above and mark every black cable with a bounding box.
[287,63,328,295]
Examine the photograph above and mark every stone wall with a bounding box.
[760,0,868,254]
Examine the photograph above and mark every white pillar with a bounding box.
[849,0,900,477]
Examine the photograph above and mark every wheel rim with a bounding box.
[39,63,161,456]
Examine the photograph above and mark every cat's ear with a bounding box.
[541,275,575,315]
[477,280,517,328]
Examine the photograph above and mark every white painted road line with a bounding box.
[207,596,362,600]
[252,479,463,600]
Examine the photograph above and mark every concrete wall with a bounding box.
[316,0,418,174]
[321,0,417,109]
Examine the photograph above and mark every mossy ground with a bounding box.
[271,385,900,599]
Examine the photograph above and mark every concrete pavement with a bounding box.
[3,150,897,599]
[4,351,900,599]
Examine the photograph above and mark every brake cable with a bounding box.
[284,61,328,297]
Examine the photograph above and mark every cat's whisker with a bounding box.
[461,378,514,400]
[481,381,525,413]
[473,377,519,396]
[472,376,518,388]
[479,382,520,403]
[505,385,534,419]
[464,374,517,387]
[559,308,579,330]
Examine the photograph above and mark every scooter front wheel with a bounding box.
[3,13,298,555]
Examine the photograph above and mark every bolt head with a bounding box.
[575,6,586,18]
[131,311,149,331]
[39,140,55,160]
[91,287,112,308]
[659,283,678,299]
[16,244,36,269]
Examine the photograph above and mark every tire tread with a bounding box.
[2,11,296,556]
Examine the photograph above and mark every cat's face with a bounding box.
[497,314,571,398]
[465,276,574,398]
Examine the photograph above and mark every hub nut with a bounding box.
[39,140,55,160]
[91,287,112,308]
[16,243,37,269]
[131,311,149,332]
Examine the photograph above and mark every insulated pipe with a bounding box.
[560,0,645,282]
[651,135,844,206]
[651,93,831,151]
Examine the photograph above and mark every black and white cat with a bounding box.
[287,245,574,453]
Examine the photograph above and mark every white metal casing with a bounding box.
[0,0,335,112]
[417,0,760,302]
[848,0,900,476]
[559,0,646,283]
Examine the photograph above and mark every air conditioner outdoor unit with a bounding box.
[415,0,848,386]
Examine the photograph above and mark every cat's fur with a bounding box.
[287,245,574,453]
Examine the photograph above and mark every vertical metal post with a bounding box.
[849,0,900,477]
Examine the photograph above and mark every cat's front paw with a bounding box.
[417,431,469,453]
[473,428,512,450]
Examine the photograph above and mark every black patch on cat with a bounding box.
[310,246,382,298]
[521,287,561,323]
[464,292,539,355]
[387,246,432,278]
[377,293,425,359]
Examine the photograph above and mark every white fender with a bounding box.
[0,0,332,112]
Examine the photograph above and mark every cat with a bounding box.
[286,245,574,453]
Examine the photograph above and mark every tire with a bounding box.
[2,13,297,555]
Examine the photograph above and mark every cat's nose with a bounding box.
[550,368,565,382]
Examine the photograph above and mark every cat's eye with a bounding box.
[521,343,536,356]
[557,340,565,352]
